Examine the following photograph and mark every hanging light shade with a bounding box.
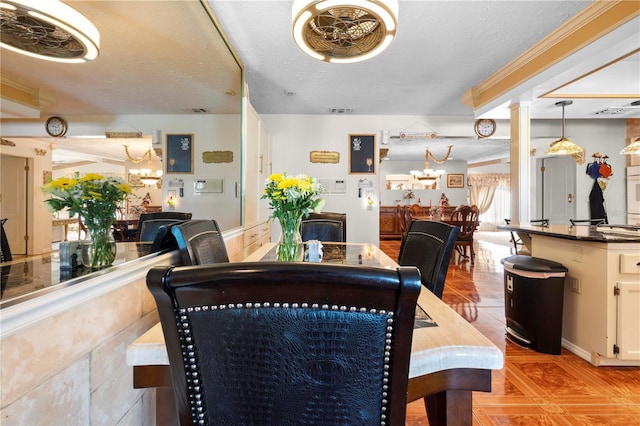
[292,0,398,63]
[620,136,640,155]
[545,100,584,156]
[125,145,163,186]
[0,0,100,63]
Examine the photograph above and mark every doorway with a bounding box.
[536,156,576,225]
[1,155,28,255]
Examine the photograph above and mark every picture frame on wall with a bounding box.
[128,173,144,188]
[447,173,465,188]
[166,133,194,174]
[348,134,376,174]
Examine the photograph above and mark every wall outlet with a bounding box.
[569,276,582,294]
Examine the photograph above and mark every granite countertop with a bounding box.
[497,224,640,243]
[0,242,156,308]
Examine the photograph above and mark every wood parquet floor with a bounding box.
[379,237,640,426]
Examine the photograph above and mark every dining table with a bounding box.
[126,242,503,425]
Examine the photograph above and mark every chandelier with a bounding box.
[292,0,398,63]
[620,136,640,155]
[545,100,584,156]
[124,145,162,186]
[0,0,100,63]
[410,145,453,187]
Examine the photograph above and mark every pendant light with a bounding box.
[620,136,640,155]
[292,0,398,63]
[125,145,162,186]
[545,100,584,156]
[0,0,100,63]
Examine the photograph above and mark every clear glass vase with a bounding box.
[81,225,117,269]
[276,213,303,261]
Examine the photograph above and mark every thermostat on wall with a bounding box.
[193,179,224,194]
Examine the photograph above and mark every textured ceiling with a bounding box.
[1,1,638,165]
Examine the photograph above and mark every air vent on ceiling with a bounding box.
[329,108,353,114]
[595,101,640,115]
[184,108,209,113]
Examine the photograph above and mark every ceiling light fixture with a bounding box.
[292,0,398,63]
[124,145,162,186]
[0,0,100,63]
[411,145,453,187]
[620,136,640,155]
[545,100,584,156]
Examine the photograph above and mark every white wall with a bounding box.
[2,113,242,231]
[530,119,627,224]
[261,114,629,242]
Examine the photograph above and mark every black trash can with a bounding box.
[501,255,568,355]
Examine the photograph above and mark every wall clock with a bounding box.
[474,118,496,138]
[45,116,68,137]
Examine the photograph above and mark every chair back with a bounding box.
[398,220,459,298]
[451,205,478,239]
[138,219,185,242]
[570,218,606,226]
[300,212,346,242]
[135,212,192,241]
[171,219,229,265]
[148,222,186,253]
[147,262,422,426]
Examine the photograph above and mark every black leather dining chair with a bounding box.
[147,262,422,426]
[134,212,192,241]
[170,219,229,265]
[397,220,459,299]
[300,212,346,242]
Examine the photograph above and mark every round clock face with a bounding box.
[46,116,67,137]
[475,118,496,138]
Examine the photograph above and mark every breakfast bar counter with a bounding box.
[498,224,640,366]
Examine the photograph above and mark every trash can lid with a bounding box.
[501,255,568,277]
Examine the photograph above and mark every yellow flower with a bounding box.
[80,173,104,182]
[116,183,132,194]
[45,177,78,190]
[268,173,283,182]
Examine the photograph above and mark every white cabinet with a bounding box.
[243,221,270,258]
[244,102,272,226]
[531,236,640,366]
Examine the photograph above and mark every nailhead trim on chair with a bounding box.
[176,303,395,426]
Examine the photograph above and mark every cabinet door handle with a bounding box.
[568,193,573,203]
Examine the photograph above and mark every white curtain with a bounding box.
[468,173,510,231]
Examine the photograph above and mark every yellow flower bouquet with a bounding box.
[42,173,131,268]
[261,173,324,261]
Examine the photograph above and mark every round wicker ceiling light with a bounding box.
[0,0,99,63]
[292,0,398,63]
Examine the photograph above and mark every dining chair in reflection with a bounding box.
[134,212,192,241]
[170,219,229,265]
[570,218,606,227]
[299,212,346,242]
[398,220,459,299]
[146,261,422,426]
[450,205,479,264]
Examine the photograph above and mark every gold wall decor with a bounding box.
[310,151,340,164]
[105,131,143,138]
[203,151,234,163]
